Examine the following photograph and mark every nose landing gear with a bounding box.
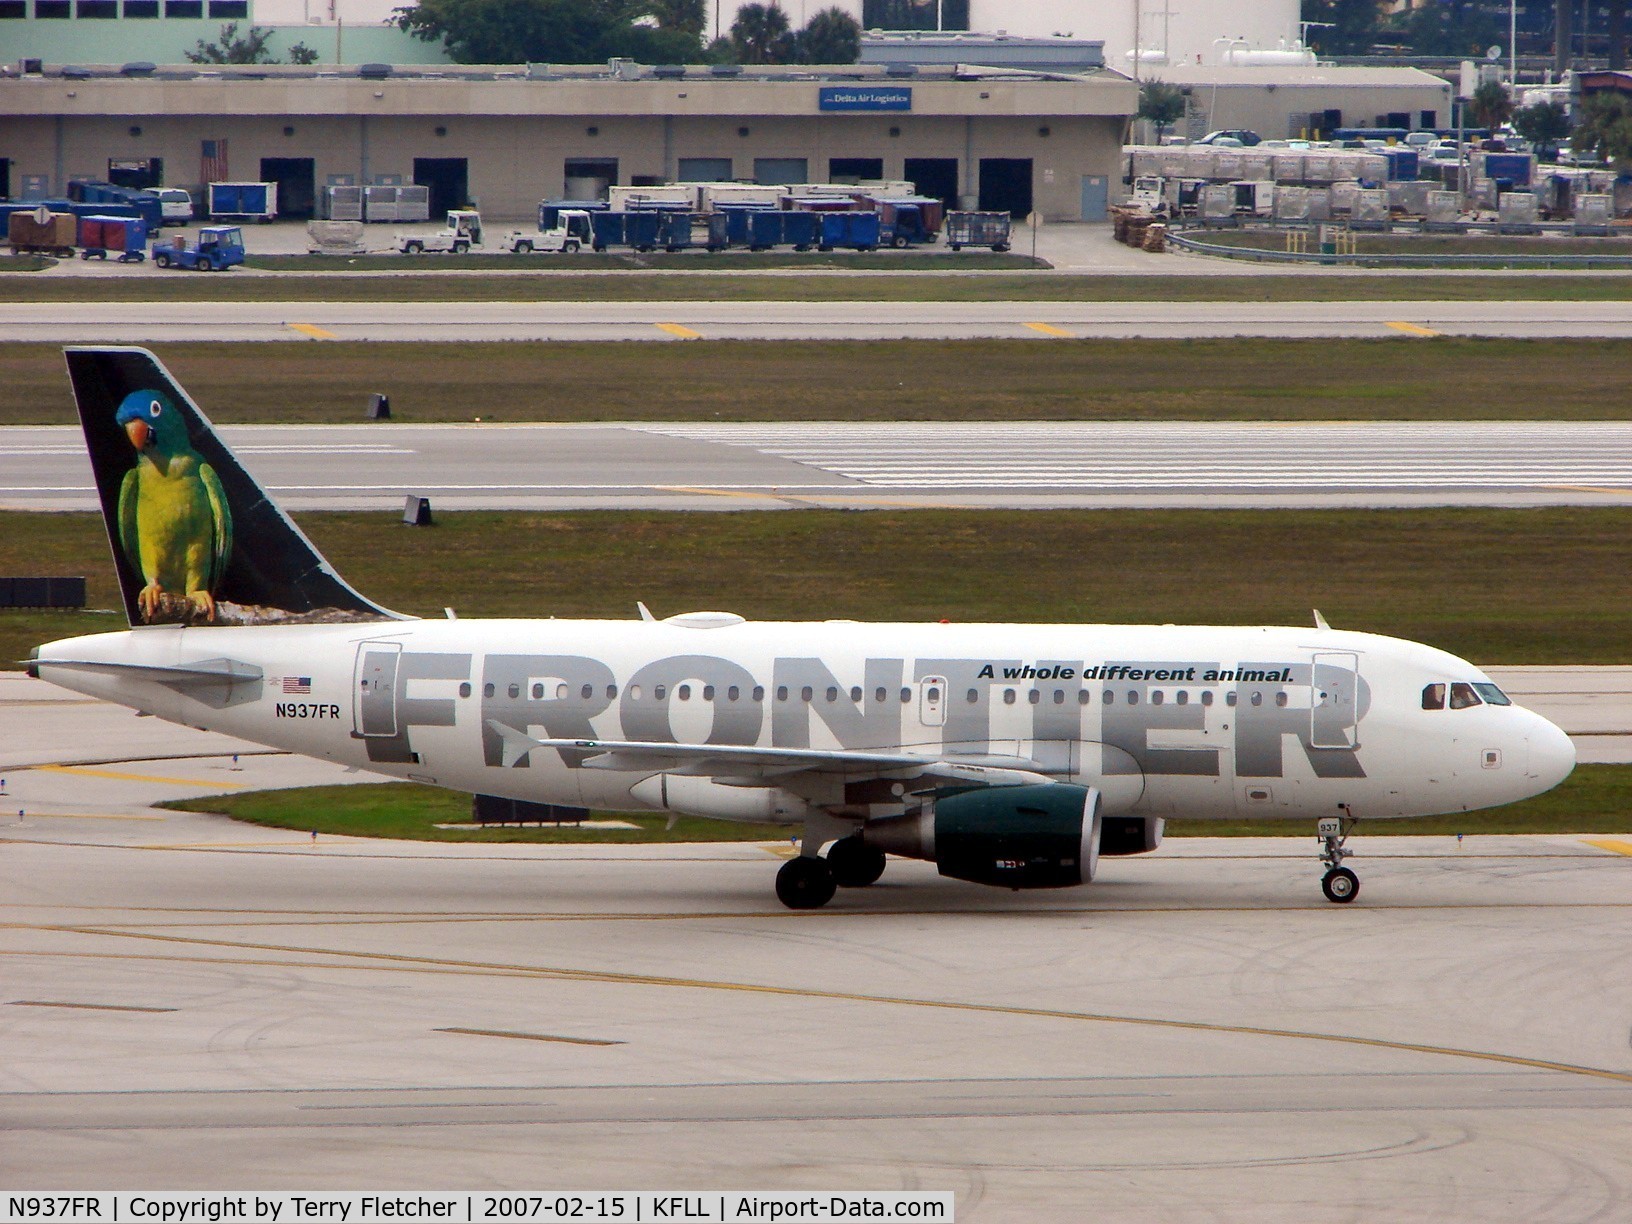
[1318,809,1360,903]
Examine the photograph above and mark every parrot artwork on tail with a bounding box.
[115,389,233,622]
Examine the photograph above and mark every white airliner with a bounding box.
[32,347,1575,909]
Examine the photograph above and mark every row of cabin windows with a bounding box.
[454,681,1289,707]
[1422,681,1511,711]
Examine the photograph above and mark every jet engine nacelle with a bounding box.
[1099,815,1164,856]
[863,783,1102,889]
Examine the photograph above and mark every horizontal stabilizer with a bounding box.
[31,656,264,686]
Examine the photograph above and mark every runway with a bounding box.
[2,672,1631,1213]
[7,298,1632,341]
[7,420,1632,511]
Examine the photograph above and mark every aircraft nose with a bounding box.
[1527,715,1576,795]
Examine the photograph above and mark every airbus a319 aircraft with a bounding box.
[33,348,1576,909]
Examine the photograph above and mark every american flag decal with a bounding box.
[281,677,312,694]
[201,138,229,184]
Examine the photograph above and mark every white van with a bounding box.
[153,188,193,225]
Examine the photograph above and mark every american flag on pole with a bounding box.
[201,138,229,184]
[281,677,312,694]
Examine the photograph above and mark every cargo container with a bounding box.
[719,205,778,247]
[588,210,662,251]
[77,214,148,261]
[610,184,700,211]
[66,180,165,229]
[8,208,77,256]
[208,181,278,222]
[816,210,880,251]
[748,209,819,250]
[944,211,1011,251]
[325,185,364,221]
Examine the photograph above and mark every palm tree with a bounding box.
[796,6,861,64]
[731,2,792,64]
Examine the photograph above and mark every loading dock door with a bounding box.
[414,157,469,217]
[754,157,808,185]
[261,157,316,219]
[905,157,958,212]
[829,157,883,183]
[0,160,9,202]
[979,158,1033,217]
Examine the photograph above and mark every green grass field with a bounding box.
[243,251,1044,273]
[6,337,1632,425]
[6,272,1632,303]
[164,765,1632,841]
[8,506,1632,668]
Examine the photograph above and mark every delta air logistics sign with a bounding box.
[818,86,912,111]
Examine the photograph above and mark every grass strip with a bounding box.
[6,272,1632,303]
[163,766,1632,841]
[7,507,1632,668]
[6,337,1632,425]
[243,252,1044,273]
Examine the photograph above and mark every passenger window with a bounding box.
[851,686,862,703]
[966,688,979,703]
[801,686,814,702]
[900,688,911,703]
[703,685,715,701]
[1176,690,1188,705]
[1078,689,1090,705]
[875,687,887,703]
[1151,691,1164,706]
[1003,688,1016,705]
[511,684,522,699]
[630,685,642,700]
[1200,691,1213,706]
[1102,689,1113,704]
[1028,689,1040,705]
[1275,692,1288,708]
[557,682,568,700]
[753,686,764,702]
[1225,692,1237,707]
[581,683,593,700]
[1054,689,1065,705]
[727,685,739,701]
[826,686,838,703]
[607,684,618,699]
[458,682,472,698]
[485,683,495,698]
[677,684,691,701]
[654,685,667,701]
[1128,691,1139,706]
[1450,682,1482,709]
[529,683,541,699]
[1422,683,1445,710]
[777,686,789,702]
[1250,692,1263,707]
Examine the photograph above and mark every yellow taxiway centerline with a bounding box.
[286,323,338,340]
[1583,838,1632,856]
[655,322,703,339]
[1024,322,1076,338]
[37,764,244,788]
[435,1026,623,1046]
[1385,320,1440,337]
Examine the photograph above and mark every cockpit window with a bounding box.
[1449,682,1482,709]
[1422,683,1445,710]
[1473,683,1512,706]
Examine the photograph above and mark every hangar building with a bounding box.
[0,59,1137,220]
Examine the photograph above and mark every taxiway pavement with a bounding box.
[8,420,1632,512]
[7,297,1632,342]
[2,672,1631,1214]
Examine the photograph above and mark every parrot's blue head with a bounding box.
[115,390,187,456]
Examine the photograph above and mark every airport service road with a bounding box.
[7,298,1632,342]
[2,673,1632,1211]
[8,421,1632,512]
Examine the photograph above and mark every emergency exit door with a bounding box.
[354,641,402,737]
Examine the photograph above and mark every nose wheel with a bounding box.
[1318,811,1360,904]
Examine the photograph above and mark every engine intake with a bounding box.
[864,783,1102,889]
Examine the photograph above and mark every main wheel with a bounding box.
[776,856,836,910]
[514,241,532,254]
[1321,867,1360,903]
[404,241,423,255]
[827,837,886,888]
[891,234,909,249]
[453,241,469,254]
[155,252,171,268]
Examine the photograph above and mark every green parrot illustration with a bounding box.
[115,389,233,622]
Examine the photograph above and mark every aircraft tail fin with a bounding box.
[64,346,400,628]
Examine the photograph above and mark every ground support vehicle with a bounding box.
[944,211,1012,251]
[153,188,194,225]
[7,208,77,256]
[208,181,278,223]
[78,214,148,261]
[499,209,591,253]
[869,196,944,246]
[396,210,482,254]
[151,225,244,270]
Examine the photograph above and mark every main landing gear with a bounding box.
[1318,809,1360,903]
[774,833,888,909]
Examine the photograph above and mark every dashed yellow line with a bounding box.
[37,764,244,788]
[1023,321,1076,338]
[1544,484,1632,497]
[287,322,338,340]
[436,1027,622,1046]
[25,925,1632,1086]
[1385,320,1440,337]
[655,322,702,339]
[1583,838,1632,856]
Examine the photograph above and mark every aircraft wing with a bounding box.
[485,721,1057,788]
